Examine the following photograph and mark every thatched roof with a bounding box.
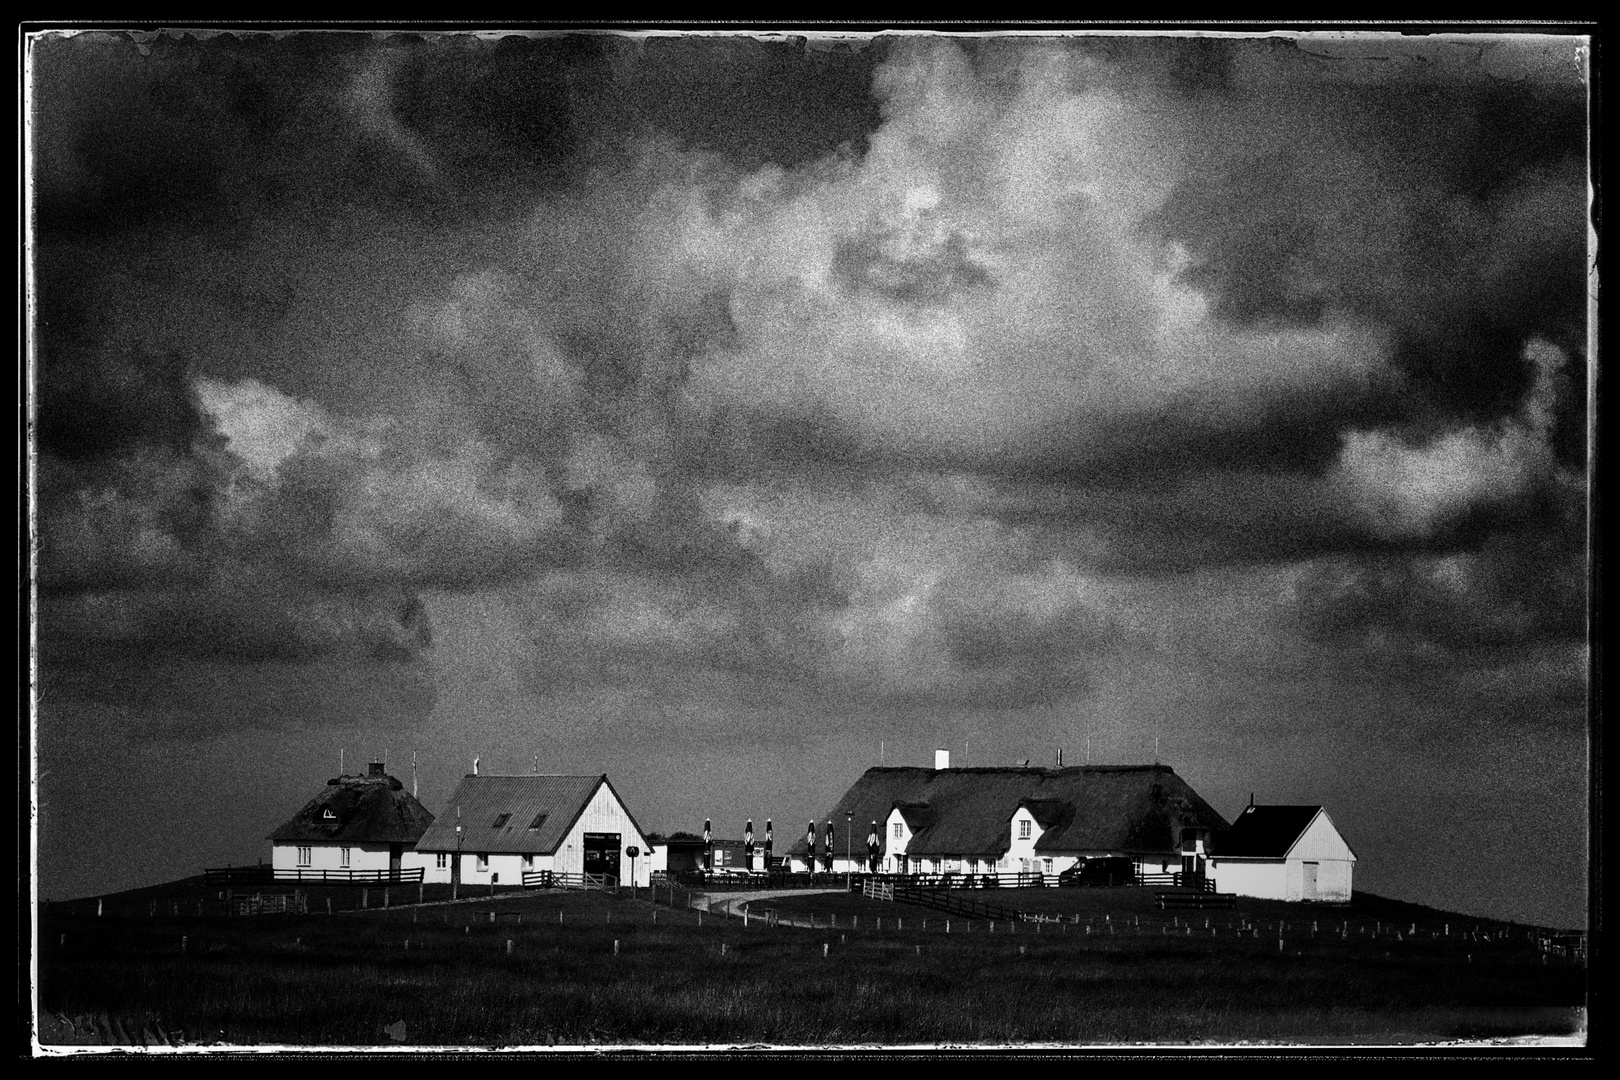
[413,774,650,855]
[1219,804,1327,858]
[787,765,1230,859]
[267,770,435,845]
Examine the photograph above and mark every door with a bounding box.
[389,844,403,878]
[1302,861,1319,900]
[583,832,621,880]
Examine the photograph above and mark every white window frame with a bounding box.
[340,847,351,868]
[296,846,312,867]
[893,821,903,839]
[1043,858,1053,874]
[436,853,448,869]
[1019,819,1032,840]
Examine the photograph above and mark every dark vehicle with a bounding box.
[1058,857,1136,887]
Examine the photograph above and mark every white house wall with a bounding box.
[1211,856,1353,902]
[271,841,393,874]
[555,781,652,887]
[1210,858,1288,900]
[1289,812,1357,861]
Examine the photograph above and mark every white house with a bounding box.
[791,750,1230,881]
[267,761,437,879]
[1208,803,1356,902]
[412,773,654,888]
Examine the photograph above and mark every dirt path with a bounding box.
[692,888,847,928]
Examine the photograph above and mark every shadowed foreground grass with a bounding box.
[37,889,1585,1047]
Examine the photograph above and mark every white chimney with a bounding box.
[935,748,950,770]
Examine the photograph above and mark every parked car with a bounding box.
[1058,857,1135,887]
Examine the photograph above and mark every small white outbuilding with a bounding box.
[1208,803,1356,902]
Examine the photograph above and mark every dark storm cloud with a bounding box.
[28,30,1589,708]
[1291,495,1586,668]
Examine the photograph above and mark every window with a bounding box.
[1019,819,1032,840]
[893,821,903,839]
[296,846,312,867]
[476,853,489,872]
[1043,859,1053,874]
[435,853,448,870]
[340,847,351,868]
[528,813,548,831]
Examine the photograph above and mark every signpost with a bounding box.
[626,845,640,898]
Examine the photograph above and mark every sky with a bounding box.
[25,27,1592,930]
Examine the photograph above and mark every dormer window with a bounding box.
[1018,819,1032,840]
[893,821,903,839]
[492,813,511,828]
[528,813,548,831]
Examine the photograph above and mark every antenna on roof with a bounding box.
[473,755,480,776]
[412,749,418,798]
[1087,736,1091,766]
[340,748,344,775]
[1154,736,1160,764]
[880,740,884,765]
[1056,747,1063,768]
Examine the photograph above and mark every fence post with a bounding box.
[362,888,369,909]
[327,898,333,916]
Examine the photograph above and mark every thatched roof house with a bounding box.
[789,763,1230,875]
[267,761,436,877]
[267,762,435,846]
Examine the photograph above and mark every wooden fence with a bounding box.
[203,867,424,886]
[521,870,619,892]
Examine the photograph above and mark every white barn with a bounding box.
[267,761,437,879]
[412,774,654,888]
[1208,803,1356,902]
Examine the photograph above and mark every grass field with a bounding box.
[34,884,1586,1049]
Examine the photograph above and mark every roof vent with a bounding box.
[934,749,950,770]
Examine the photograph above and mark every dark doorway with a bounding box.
[583,832,621,879]
[390,844,403,878]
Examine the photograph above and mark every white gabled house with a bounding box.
[1207,803,1356,902]
[267,761,437,879]
[412,774,654,888]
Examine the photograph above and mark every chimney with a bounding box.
[935,748,950,770]
[368,761,385,778]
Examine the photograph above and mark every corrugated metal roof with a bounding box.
[414,775,608,855]
[789,765,1230,858]
[267,774,436,844]
[1219,805,1323,858]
